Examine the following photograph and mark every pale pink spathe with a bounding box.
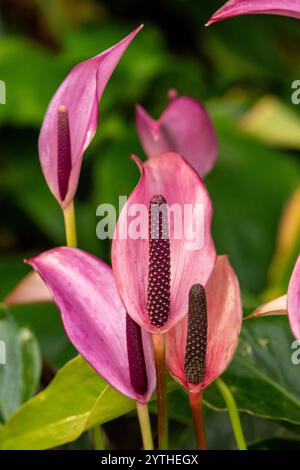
[112,152,216,334]
[39,26,142,208]
[246,295,287,320]
[136,96,217,178]
[166,256,242,393]
[4,271,52,306]
[28,247,156,403]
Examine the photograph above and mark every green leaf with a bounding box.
[0,356,131,449]
[205,317,300,425]
[0,354,177,450]
[0,306,41,420]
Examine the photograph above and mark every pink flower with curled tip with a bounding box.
[288,255,300,340]
[166,256,242,392]
[39,26,143,209]
[206,0,300,26]
[246,295,287,320]
[245,255,300,340]
[112,152,216,334]
[27,247,156,403]
[135,92,218,178]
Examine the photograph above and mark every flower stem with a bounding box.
[136,401,154,450]
[63,201,77,247]
[188,391,207,450]
[215,378,247,450]
[152,333,168,449]
[91,425,105,450]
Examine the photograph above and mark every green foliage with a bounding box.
[0,306,41,422]
[0,355,177,450]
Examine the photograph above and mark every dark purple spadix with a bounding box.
[126,313,148,395]
[146,194,171,328]
[184,284,207,385]
[57,105,72,201]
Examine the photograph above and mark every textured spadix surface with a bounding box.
[166,256,242,392]
[112,152,216,333]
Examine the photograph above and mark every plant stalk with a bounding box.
[63,201,77,247]
[152,333,168,449]
[215,378,247,450]
[91,426,105,450]
[136,401,154,450]
[188,391,207,450]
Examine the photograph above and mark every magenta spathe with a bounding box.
[207,0,300,26]
[38,26,143,209]
[136,93,218,178]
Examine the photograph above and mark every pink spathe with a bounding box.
[136,96,217,178]
[28,247,156,403]
[112,152,216,334]
[288,256,300,340]
[166,256,242,393]
[207,1,300,26]
[39,26,142,208]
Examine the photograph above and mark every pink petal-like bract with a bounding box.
[28,247,156,402]
[166,256,242,392]
[288,255,300,340]
[4,271,52,306]
[39,26,142,208]
[136,96,218,177]
[246,295,287,319]
[112,153,216,333]
[207,0,300,26]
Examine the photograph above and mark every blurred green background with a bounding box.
[0,0,300,450]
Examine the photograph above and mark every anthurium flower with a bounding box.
[246,255,300,340]
[112,152,216,334]
[166,256,242,392]
[246,295,287,319]
[288,255,300,339]
[27,247,156,402]
[39,26,142,208]
[207,0,300,26]
[135,93,218,177]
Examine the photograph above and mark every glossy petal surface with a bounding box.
[112,153,216,333]
[136,97,217,177]
[39,26,142,207]
[207,0,300,26]
[288,256,300,340]
[28,247,155,402]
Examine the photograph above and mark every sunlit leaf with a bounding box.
[0,354,176,450]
